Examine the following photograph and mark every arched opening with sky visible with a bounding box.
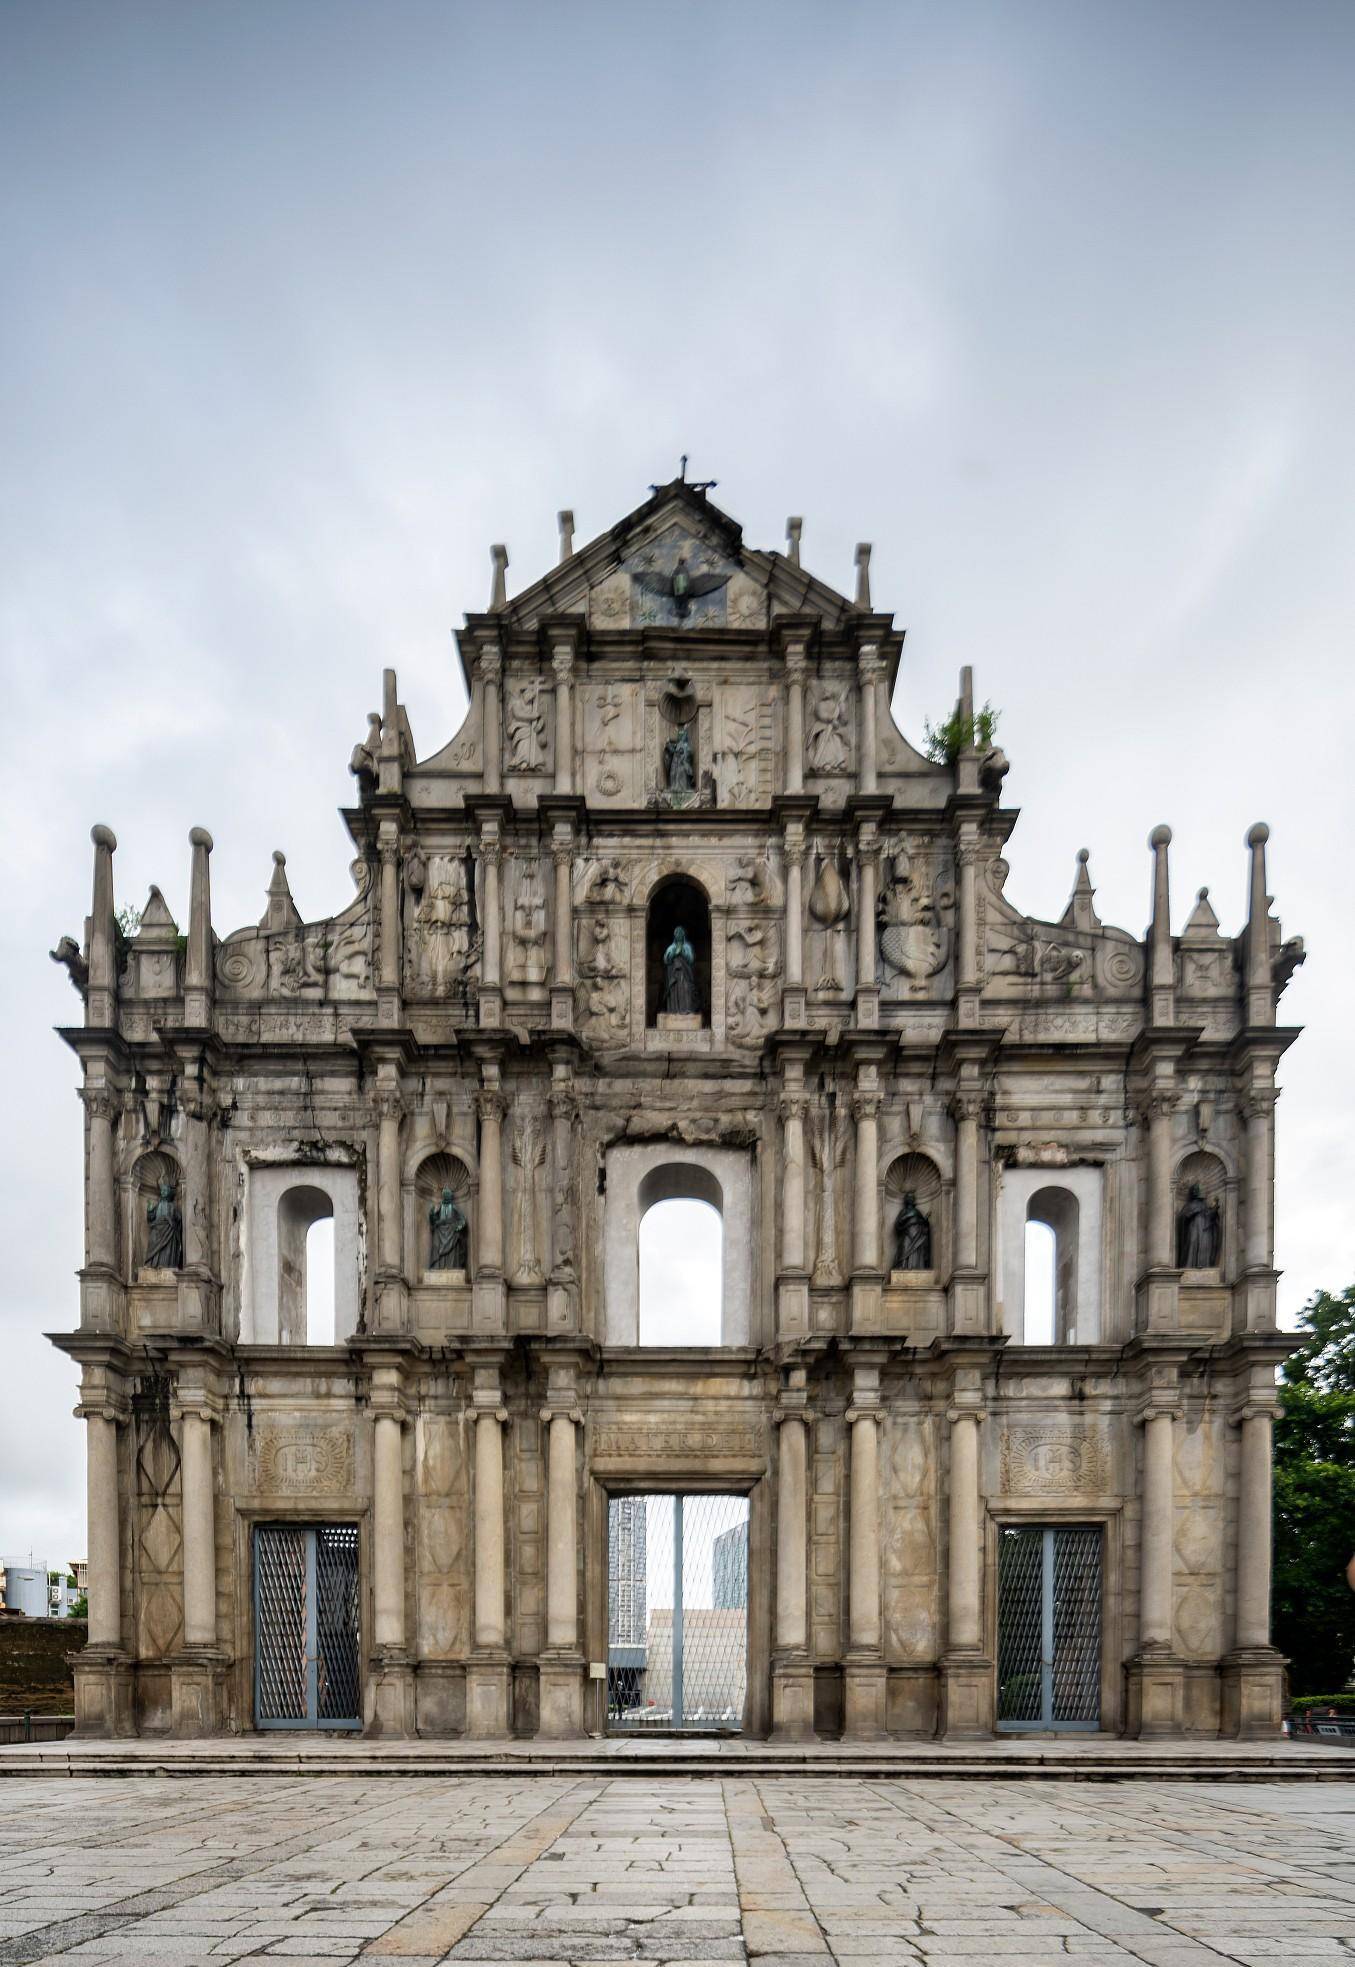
[637,1166,723,1347]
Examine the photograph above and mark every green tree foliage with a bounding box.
[922,702,1000,765]
[1274,1286,1355,1696]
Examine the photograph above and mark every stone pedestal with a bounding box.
[366,1649,416,1737]
[1220,1649,1286,1739]
[939,1652,994,1738]
[657,1012,701,1033]
[843,1658,888,1739]
[1126,1654,1185,1737]
[171,1649,229,1738]
[466,1656,512,1738]
[770,1658,815,1740]
[72,1650,134,1738]
[538,1655,585,1738]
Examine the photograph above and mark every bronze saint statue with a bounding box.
[428,1186,468,1271]
[893,1191,932,1271]
[1176,1183,1221,1268]
[145,1179,183,1270]
[662,925,699,1015]
[663,723,695,793]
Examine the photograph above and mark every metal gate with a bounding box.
[253,1524,361,1730]
[607,1494,748,1732]
[997,1524,1102,1731]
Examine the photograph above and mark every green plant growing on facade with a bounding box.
[923,701,1000,765]
[116,904,142,938]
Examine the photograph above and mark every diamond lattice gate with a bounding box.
[253,1524,361,1730]
[607,1494,748,1732]
[997,1524,1103,1731]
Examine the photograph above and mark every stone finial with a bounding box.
[854,542,872,610]
[1147,824,1174,1025]
[260,851,302,935]
[1059,848,1101,933]
[786,517,803,567]
[185,827,214,1027]
[489,544,509,612]
[1181,885,1221,941]
[87,823,118,1028]
[557,510,575,563]
[958,664,975,726]
[1246,821,1275,1025]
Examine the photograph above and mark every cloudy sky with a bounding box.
[2,0,1352,1564]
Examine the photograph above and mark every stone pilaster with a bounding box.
[376,820,402,1027]
[782,821,807,1026]
[473,1078,507,1333]
[777,1071,809,1338]
[784,647,807,795]
[478,824,503,1027]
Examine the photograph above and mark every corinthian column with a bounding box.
[783,829,805,1020]
[857,645,881,795]
[851,1088,881,1275]
[476,1086,505,1275]
[1243,1091,1275,1273]
[84,1088,117,1277]
[552,644,574,794]
[377,822,401,1025]
[780,1090,807,1276]
[785,649,806,795]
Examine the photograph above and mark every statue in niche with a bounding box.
[506,677,547,771]
[893,1192,932,1272]
[807,689,850,773]
[1176,1183,1222,1268]
[663,722,695,793]
[145,1180,183,1271]
[428,1187,469,1272]
[662,925,700,1015]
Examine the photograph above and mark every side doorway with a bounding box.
[997,1524,1103,1732]
[607,1493,749,1732]
[253,1524,361,1730]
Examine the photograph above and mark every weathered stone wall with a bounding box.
[0,1617,85,1714]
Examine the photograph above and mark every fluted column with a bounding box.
[1236,1409,1274,1652]
[473,1407,507,1650]
[177,1405,217,1648]
[1146,1092,1176,1269]
[376,1089,403,1277]
[856,828,879,995]
[85,1089,117,1276]
[1243,1092,1274,1271]
[377,821,401,1023]
[552,645,574,794]
[785,650,806,794]
[1139,1410,1176,1652]
[84,1410,122,1649]
[783,831,805,1003]
[373,1408,406,1648]
[552,840,573,987]
[481,644,502,794]
[477,1086,505,1275]
[480,834,502,992]
[852,1089,881,1275]
[947,1407,982,1654]
[857,645,881,795]
[545,1410,579,1651]
[780,1090,807,1275]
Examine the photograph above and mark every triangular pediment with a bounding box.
[490,478,861,635]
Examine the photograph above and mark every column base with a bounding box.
[1126,1652,1185,1737]
[946,1270,986,1335]
[770,1657,816,1741]
[538,1654,585,1739]
[776,1277,810,1340]
[466,1654,513,1737]
[171,1648,229,1737]
[366,1648,415,1737]
[472,1276,507,1334]
[72,1649,135,1739]
[849,1275,883,1335]
[1220,1648,1287,1739]
[549,985,575,1032]
[842,1657,888,1740]
[1236,1267,1281,1334]
[1135,1267,1181,1334]
[939,1651,994,1738]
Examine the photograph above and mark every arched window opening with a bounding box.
[277,1184,336,1345]
[638,1164,724,1345]
[646,876,712,1027]
[1023,1219,1056,1346]
[1026,1186,1080,1344]
[305,1217,336,1345]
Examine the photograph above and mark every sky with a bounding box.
[1,0,1352,1565]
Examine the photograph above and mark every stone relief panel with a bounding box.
[215,861,374,1003]
[583,684,641,805]
[807,849,851,999]
[509,1107,548,1284]
[809,1101,849,1285]
[805,682,852,778]
[504,673,550,777]
[135,1414,184,1660]
[713,684,773,808]
[416,1414,468,1661]
[1173,1418,1225,1659]
[878,837,953,998]
[726,918,779,1051]
[406,851,478,997]
[576,915,630,1047]
[882,1412,938,1663]
[625,523,735,630]
[811,1417,844,1659]
[999,1424,1112,1496]
[512,1414,545,1659]
[250,1425,356,1494]
[506,859,547,993]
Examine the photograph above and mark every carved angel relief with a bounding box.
[578,917,629,1043]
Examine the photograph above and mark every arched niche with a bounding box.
[129,1148,181,1275]
[883,1151,944,1276]
[243,1164,362,1344]
[638,1165,723,1345]
[997,1164,1102,1344]
[415,1149,475,1277]
[645,875,712,1027]
[1174,1148,1227,1273]
[603,1143,752,1345]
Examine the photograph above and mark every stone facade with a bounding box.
[49,477,1303,1741]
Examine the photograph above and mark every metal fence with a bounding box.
[997,1523,1102,1731]
[254,1524,361,1729]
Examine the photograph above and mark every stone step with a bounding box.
[1,1739,1349,1780]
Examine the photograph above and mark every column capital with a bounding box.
[851,1091,881,1124]
[478,643,503,683]
[1239,1089,1277,1123]
[476,1087,506,1124]
[946,1401,985,1426]
[785,648,808,683]
[845,1403,881,1426]
[550,644,575,681]
[170,1393,225,1426]
[75,1394,131,1426]
[1234,1398,1281,1426]
[539,1404,584,1427]
[856,642,884,680]
[779,1091,809,1125]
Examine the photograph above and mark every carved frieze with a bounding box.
[251,1425,356,1494]
[592,1422,765,1462]
[1000,1425,1111,1496]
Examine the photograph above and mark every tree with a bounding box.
[1273,1286,1355,1696]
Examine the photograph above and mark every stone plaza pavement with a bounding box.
[2,1775,1355,1967]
